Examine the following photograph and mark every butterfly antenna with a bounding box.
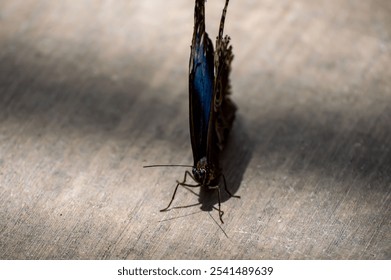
[143,164,193,168]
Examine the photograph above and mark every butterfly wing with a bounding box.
[189,0,215,166]
[213,0,236,151]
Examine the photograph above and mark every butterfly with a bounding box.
[158,0,239,223]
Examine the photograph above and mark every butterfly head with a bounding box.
[192,157,209,184]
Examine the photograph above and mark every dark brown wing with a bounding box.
[213,0,236,151]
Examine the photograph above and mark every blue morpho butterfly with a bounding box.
[145,0,239,223]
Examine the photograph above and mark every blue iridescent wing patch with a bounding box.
[189,0,215,165]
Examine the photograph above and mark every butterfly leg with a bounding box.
[208,184,224,223]
[160,170,200,212]
[216,186,225,223]
[222,173,240,198]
